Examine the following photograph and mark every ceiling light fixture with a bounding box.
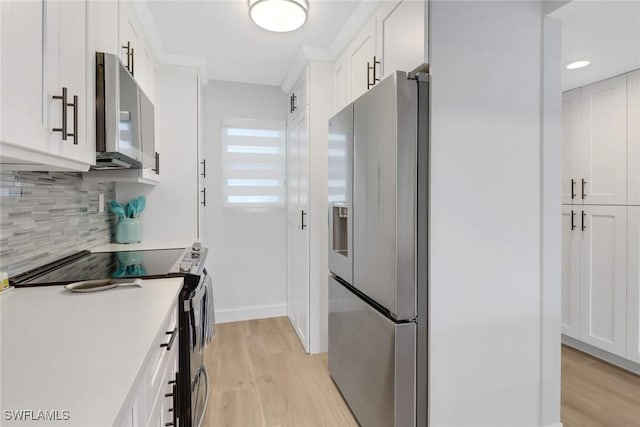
[249,0,309,33]
[566,60,590,70]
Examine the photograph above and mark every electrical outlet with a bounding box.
[98,193,105,213]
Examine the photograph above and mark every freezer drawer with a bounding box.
[328,276,416,427]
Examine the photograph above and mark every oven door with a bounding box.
[188,273,212,427]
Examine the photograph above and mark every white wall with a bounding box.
[429,1,560,426]
[203,81,288,323]
[116,65,199,248]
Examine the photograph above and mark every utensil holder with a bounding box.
[115,217,142,243]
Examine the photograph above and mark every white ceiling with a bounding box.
[146,0,362,86]
[551,0,640,91]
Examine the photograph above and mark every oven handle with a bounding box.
[197,365,209,427]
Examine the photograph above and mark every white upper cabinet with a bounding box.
[628,206,640,363]
[562,89,582,204]
[334,52,347,112]
[119,1,139,80]
[345,18,377,103]
[1,0,93,171]
[579,205,627,357]
[287,70,309,121]
[579,74,628,205]
[628,70,640,205]
[561,205,581,339]
[376,0,426,79]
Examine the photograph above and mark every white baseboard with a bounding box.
[544,423,563,427]
[562,335,640,375]
[215,303,287,324]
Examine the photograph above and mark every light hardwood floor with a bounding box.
[562,345,640,427]
[204,319,640,427]
[203,316,358,427]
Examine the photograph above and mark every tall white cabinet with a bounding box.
[286,63,333,354]
[562,70,640,368]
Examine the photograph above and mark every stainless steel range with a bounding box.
[11,243,214,427]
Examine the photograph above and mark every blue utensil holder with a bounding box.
[115,217,142,244]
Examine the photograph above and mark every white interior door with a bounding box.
[579,75,628,205]
[579,205,628,356]
[561,206,581,338]
[628,206,640,363]
[562,89,581,204]
[628,70,640,206]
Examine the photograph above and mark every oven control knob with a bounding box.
[192,242,202,252]
[179,262,192,272]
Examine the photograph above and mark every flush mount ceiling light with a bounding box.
[249,0,309,32]
[566,60,590,70]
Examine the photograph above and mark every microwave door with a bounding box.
[118,64,142,162]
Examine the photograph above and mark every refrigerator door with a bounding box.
[353,71,418,320]
[328,276,416,427]
[328,104,354,283]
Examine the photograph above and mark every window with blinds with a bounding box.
[221,118,286,210]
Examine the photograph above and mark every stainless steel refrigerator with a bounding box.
[328,70,429,427]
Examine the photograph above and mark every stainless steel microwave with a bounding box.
[94,52,156,170]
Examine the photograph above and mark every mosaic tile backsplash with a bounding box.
[0,171,115,277]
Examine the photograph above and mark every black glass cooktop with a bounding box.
[15,249,185,286]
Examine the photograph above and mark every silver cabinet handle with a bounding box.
[67,95,78,145]
[367,56,381,89]
[52,87,68,140]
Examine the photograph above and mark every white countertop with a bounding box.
[90,242,193,252]
[0,278,183,426]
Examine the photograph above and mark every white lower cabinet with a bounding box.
[562,205,628,358]
[628,206,640,363]
[579,205,628,356]
[114,299,179,426]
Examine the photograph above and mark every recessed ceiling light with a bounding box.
[566,60,590,70]
[249,0,309,33]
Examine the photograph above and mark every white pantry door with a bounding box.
[561,206,581,338]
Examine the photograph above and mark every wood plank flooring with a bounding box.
[562,345,640,427]
[204,319,640,427]
[203,317,358,427]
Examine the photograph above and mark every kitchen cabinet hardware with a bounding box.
[201,187,206,207]
[581,210,586,231]
[367,56,381,89]
[153,152,160,174]
[571,210,576,231]
[581,178,587,199]
[165,379,178,427]
[122,41,134,76]
[292,93,297,112]
[301,209,307,230]
[161,327,178,351]
[200,159,206,178]
[68,95,78,145]
[571,179,576,199]
[290,94,294,113]
[52,87,68,140]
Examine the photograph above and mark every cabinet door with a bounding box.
[0,1,49,152]
[56,0,89,163]
[562,89,582,204]
[334,52,347,112]
[287,118,300,329]
[628,70,640,206]
[346,18,376,102]
[628,207,640,363]
[376,0,425,79]
[579,205,627,356]
[297,112,310,353]
[562,206,581,338]
[119,1,138,78]
[579,75,628,205]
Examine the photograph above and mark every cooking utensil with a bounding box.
[109,200,126,218]
[64,278,143,293]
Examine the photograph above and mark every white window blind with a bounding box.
[221,118,286,210]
